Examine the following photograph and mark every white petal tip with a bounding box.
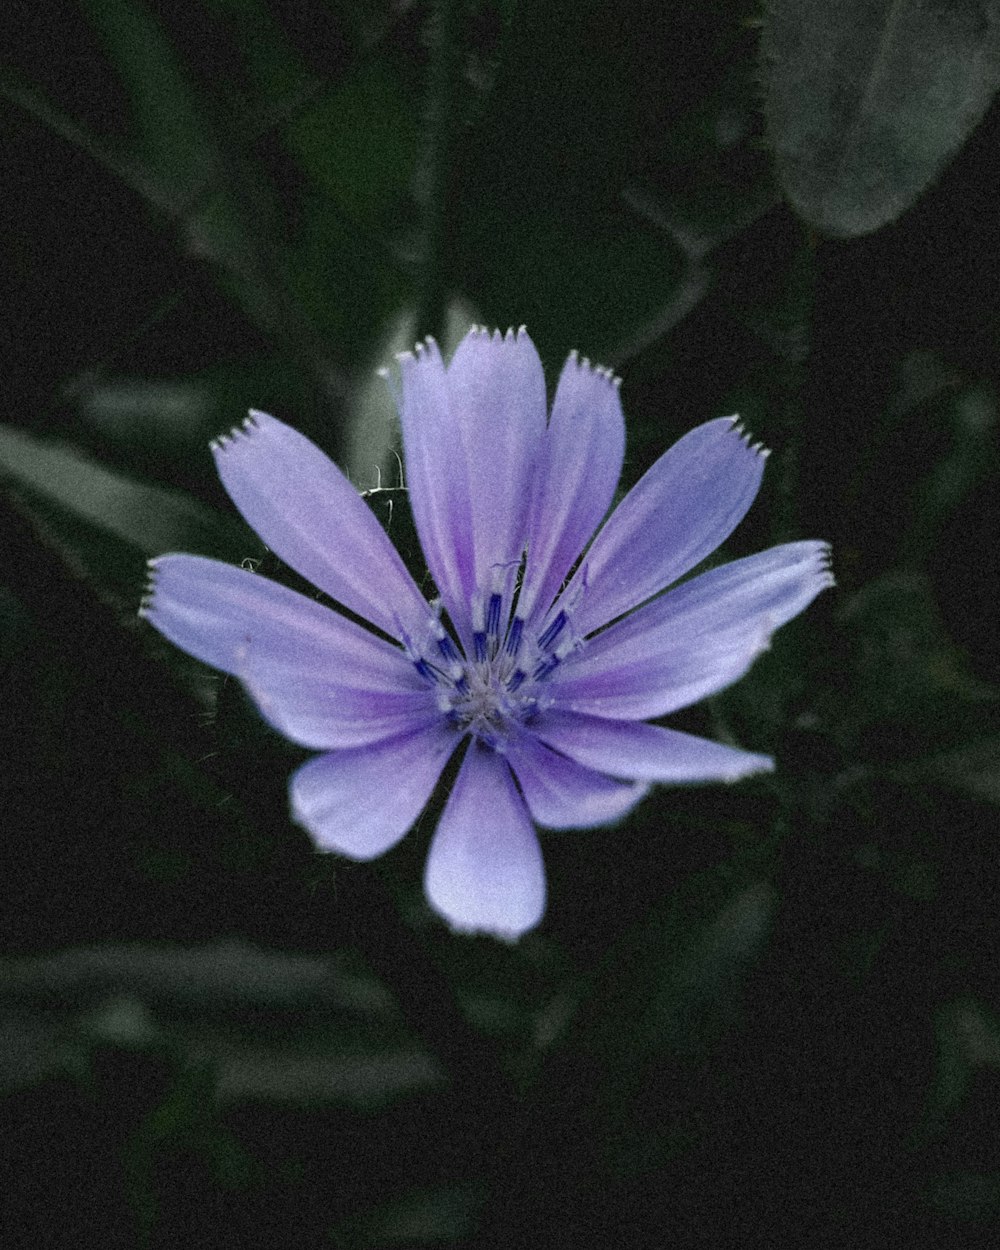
[728,415,770,458]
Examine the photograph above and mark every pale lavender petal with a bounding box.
[141,554,419,689]
[397,339,476,634]
[551,541,834,719]
[517,352,625,623]
[561,417,768,637]
[424,745,545,940]
[506,733,648,829]
[245,677,438,750]
[212,411,430,640]
[290,725,458,860]
[533,711,774,783]
[445,327,546,594]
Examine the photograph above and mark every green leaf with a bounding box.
[921,736,1000,805]
[839,570,998,737]
[80,0,217,201]
[761,0,1000,236]
[289,59,419,229]
[0,424,253,561]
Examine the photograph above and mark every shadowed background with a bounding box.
[3,1,1000,1245]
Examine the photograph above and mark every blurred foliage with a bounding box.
[2,0,1000,1245]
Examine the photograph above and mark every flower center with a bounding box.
[402,581,581,751]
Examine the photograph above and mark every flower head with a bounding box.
[141,327,832,939]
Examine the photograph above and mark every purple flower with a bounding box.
[141,327,832,940]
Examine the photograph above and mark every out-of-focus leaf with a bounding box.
[920,737,1000,805]
[78,359,328,457]
[290,60,419,229]
[0,942,443,1109]
[466,211,693,366]
[80,0,348,404]
[81,379,218,451]
[904,382,997,561]
[345,301,476,488]
[761,0,1000,236]
[925,1172,1000,1224]
[342,1184,478,1246]
[79,0,216,205]
[840,570,997,734]
[0,424,253,560]
[924,999,1000,1129]
[582,871,775,1082]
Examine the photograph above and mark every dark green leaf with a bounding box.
[761,0,1000,236]
[0,424,253,561]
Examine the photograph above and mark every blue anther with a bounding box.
[532,655,560,682]
[486,592,503,642]
[412,657,437,683]
[537,611,567,653]
[508,668,527,692]
[473,632,488,663]
[437,633,462,665]
[504,615,524,657]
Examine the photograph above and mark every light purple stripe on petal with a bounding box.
[290,725,458,860]
[398,339,477,637]
[561,417,768,637]
[212,411,430,640]
[141,554,420,690]
[507,733,648,829]
[424,745,546,940]
[550,541,834,719]
[533,711,774,783]
[445,327,546,597]
[518,352,625,623]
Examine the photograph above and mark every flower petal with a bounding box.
[507,733,648,829]
[424,745,545,940]
[211,411,430,640]
[533,711,774,783]
[142,554,433,749]
[397,338,476,632]
[551,541,834,718]
[445,327,546,593]
[245,677,438,750]
[562,416,768,637]
[290,725,458,860]
[398,327,546,640]
[142,554,417,685]
[517,352,625,623]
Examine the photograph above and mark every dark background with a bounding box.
[3,1,1000,1245]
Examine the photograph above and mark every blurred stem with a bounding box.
[417,0,463,342]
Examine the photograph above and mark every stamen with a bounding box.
[437,633,462,666]
[471,592,488,662]
[508,668,527,692]
[504,615,524,658]
[532,655,560,682]
[486,592,503,646]
[412,657,437,684]
[537,610,567,653]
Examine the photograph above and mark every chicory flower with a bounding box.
[141,327,832,939]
